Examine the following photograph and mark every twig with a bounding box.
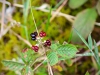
[48,63,53,75]
[14,3,23,8]
[0,0,10,6]
[10,29,32,47]
[95,22,100,26]
[50,0,68,22]
[36,8,74,23]
[1,0,6,34]
[0,25,12,39]
[33,58,47,72]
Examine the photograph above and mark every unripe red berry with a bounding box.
[34,46,39,50]
[31,45,39,52]
[39,31,46,37]
[42,32,46,36]
[39,33,43,37]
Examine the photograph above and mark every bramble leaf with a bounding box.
[50,44,58,51]
[47,52,58,66]
[20,49,34,63]
[57,44,78,59]
[2,60,24,71]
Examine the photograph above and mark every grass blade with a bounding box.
[88,34,93,50]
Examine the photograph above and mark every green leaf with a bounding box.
[58,57,66,61]
[96,0,100,15]
[88,35,93,50]
[20,49,34,63]
[47,52,58,66]
[22,66,33,75]
[50,44,58,51]
[68,31,73,43]
[57,44,78,59]
[73,28,90,49]
[2,60,25,71]
[68,0,88,9]
[72,8,97,43]
[66,59,73,66]
[85,71,90,75]
[45,8,51,32]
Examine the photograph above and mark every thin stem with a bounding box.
[10,29,32,47]
[30,0,39,34]
[33,58,47,72]
[48,63,53,75]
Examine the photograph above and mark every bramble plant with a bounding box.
[2,27,100,75]
[1,0,100,75]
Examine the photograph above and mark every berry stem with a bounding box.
[30,0,39,35]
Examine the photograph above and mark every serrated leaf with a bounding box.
[2,60,25,71]
[57,44,78,59]
[88,35,93,50]
[50,44,58,51]
[72,8,97,43]
[58,57,66,61]
[20,49,34,63]
[85,71,90,75]
[47,52,58,66]
[68,0,88,9]
[96,0,100,15]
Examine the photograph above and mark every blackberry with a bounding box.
[30,33,36,37]
[33,32,38,36]
[30,32,38,41]
[31,37,36,41]
[44,40,51,46]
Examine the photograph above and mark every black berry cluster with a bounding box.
[31,45,39,52]
[30,32,38,41]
